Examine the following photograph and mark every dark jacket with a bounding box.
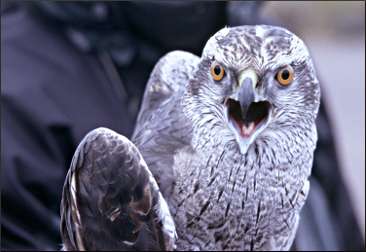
[1,7,134,250]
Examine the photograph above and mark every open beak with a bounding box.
[225,69,272,154]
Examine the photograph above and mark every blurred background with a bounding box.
[263,0,366,238]
[1,1,365,251]
[262,1,365,238]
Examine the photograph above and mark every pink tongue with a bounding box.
[240,122,255,137]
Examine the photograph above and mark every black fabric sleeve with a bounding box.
[1,7,132,249]
[1,92,74,249]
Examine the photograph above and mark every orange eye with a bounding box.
[210,62,225,81]
[276,65,294,86]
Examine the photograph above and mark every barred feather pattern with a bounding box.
[61,25,320,251]
[134,25,320,250]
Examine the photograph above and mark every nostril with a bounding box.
[255,78,262,88]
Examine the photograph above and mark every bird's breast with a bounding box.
[168,142,310,250]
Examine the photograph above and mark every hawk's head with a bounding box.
[184,25,320,154]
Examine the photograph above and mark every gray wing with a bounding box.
[60,127,176,251]
[132,51,200,197]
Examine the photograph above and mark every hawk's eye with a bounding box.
[210,62,225,81]
[276,65,294,86]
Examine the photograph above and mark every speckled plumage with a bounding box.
[61,25,320,251]
[133,25,320,251]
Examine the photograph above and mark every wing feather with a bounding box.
[60,127,176,250]
[132,51,200,197]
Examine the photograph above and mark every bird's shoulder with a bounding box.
[132,51,199,198]
[134,50,200,130]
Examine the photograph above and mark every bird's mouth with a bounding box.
[225,98,271,137]
[222,68,272,154]
[224,98,272,153]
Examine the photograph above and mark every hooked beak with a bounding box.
[238,69,257,117]
[225,69,272,154]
